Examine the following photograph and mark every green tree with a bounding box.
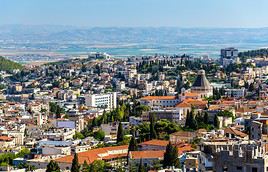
[154,119,181,139]
[16,148,30,158]
[138,159,146,172]
[0,149,31,166]
[81,160,89,172]
[149,114,157,139]
[92,117,98,127]
[116,107,124,121]
[71,153,80,172]
[73,131,85,140]
[217,110,233,118]
[185,111,191,128]
[93,130,105,141]
[176,76,183,93]
[49,102,65,117]
[163,142,179,168]
[214,115,220,129]
[18,162,36,171]
[46,160,60,172]
[203,112,209,124]
[248,83,255,92]
[185,111,197,130]
[90,160,106,172]
[128,134,138,152]
[0,56,23,72]
[136,123,150,142]
[117,122,124,143]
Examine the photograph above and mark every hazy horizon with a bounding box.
[2,0,268,28]
[3,24,268,29]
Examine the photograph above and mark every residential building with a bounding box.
[214,143,268,172]
[128,150,165,169]
[225,88,246,98]
[170,131,197,144]
[55,145,128,170]
[220,47,239,67]
[85,92,117,110]
[0,135,15,148]
[139,96,179,108]
[138,140,168,151]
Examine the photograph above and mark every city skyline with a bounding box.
[1,0,268,28]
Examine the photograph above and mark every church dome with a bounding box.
[192,70,211,89]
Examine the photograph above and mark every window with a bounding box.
[252,167,257,172]
[237,166,242,170]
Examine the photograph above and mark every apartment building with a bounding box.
[85,92,117,110]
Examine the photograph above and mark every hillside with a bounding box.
[238,48,268,58]
[0,56,23,71]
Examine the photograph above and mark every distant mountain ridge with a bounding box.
[1,25,268,44]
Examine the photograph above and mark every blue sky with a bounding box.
[1,0,268,27]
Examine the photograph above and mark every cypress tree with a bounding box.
[214,115,220,129]
[163,142,172,167]
[101,110,107,124]
[46,160,60,172]
[203,112,209,124]
[128,134,138,152]
[220,87,225,96]
[81,160,89,172]
[117,122,124,143]
[176,76,182,93]
[190,112,198,130]
[163,142,179,168]
[92,117,97,127]
[138,159,146,172]
[71,153,80,172]
[185,111,190,127]
[248,83,255,92]
[185,111,197,130]
[149,114,157,139]
[212,88,216,99]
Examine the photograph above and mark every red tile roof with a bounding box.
[184,92,199,97]
[139,139,169,147]
[140,96,176,101]
[224,127,248,138]
[56,145,128,165]
[170,131,196,138]
[176,143,194,155]
[0,136,13,141]
[176,99,207,108]
[129,150,165,159]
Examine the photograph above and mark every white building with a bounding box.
[116,81,126,91]
[139,96,179,108]
[8,131,24,146]
[225,88,245,98]
[42,146,71,156]
[85,92,117,110]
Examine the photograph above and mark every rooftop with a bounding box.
[139,139,169,147]
[129,150,165,159]
[56,145,128,164]
[0,135,13,141]
[176,98,207,108]
[140,96,177,101]
[192,70,211,89]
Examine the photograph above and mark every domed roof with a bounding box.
[192,70,211,89]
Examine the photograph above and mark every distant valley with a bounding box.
[1,25,268,61]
